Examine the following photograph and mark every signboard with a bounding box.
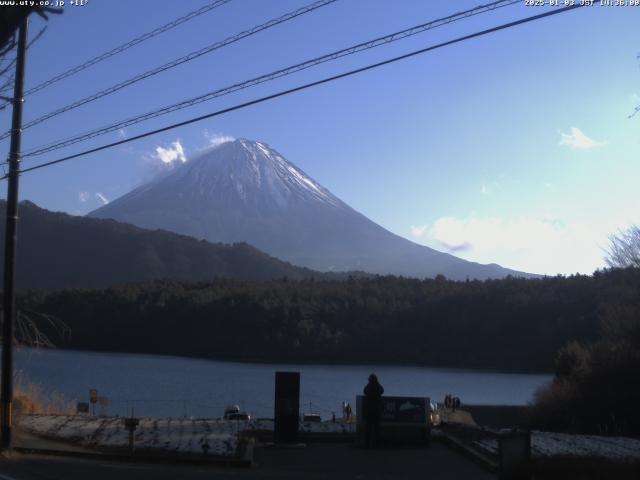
[123,417,140,452]
[76,402,89,414]
[355,395,431,446]
[274,371,300,443]
[380,396,429,424]
[124,417,140,430]
[89,389,98,404]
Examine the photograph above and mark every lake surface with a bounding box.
[14,348,552,419]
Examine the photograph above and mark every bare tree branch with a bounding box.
[605,225,640,269]
[1,309,70,348]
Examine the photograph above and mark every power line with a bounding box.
[0,0,338,141]
[21,0,520,159]
[0,27,48,93]
[0,25,48,110]
[0,0,232,109]
[4,3,586,181]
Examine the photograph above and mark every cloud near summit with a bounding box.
[152,140,186,164]
[203,131,235,149]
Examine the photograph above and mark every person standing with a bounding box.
[363,373,384,448]
[345,402,352,422]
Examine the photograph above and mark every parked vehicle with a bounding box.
[223,404,250,421]
[302,413,322,422]
[226,412,251,421]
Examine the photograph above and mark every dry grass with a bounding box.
[13,375,74,416]
[440,408,476,426]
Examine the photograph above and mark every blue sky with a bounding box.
[0,0,638,276]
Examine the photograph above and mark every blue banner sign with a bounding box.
[381,396,429,424]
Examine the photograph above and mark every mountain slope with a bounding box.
[90,138,532,280]
[0,200,323,289]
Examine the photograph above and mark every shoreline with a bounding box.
[15,346,555,377]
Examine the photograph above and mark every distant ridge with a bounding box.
[0,200,326,289]
[90,138,535,280]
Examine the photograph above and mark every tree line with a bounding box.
[525,227,640,436]
[14,268,638,374]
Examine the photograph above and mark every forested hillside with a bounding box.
[0,201,327,288]
[529,264,640,435]
[18,268,639,373]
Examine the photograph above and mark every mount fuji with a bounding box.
[89,138,530,279]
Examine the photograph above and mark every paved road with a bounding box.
[0,443,496,480]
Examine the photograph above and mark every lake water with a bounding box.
[14,348,552,419]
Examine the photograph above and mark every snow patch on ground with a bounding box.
[249,418,356,434]
[18,415,356,456]
[473,431,640,461]
[18,415,240,457]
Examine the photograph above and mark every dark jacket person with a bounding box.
[363,373,384,447]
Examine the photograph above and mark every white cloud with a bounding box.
[559,127,607,149]
[152,140,186,164]
[204,130,235,148]
[117,129,127,140]
[95,193,109,205]
[410,215,609,275]
[141,139,188,182]
[479,179,504,196]
[410,224,428,238]
[78,191,90,203]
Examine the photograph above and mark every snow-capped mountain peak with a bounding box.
[174,138,342,209]
[89,137,531,280]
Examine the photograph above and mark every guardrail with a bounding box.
[441,422,531,480]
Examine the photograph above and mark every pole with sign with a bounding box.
[89,389,97,416]
[98,396,109,417]
[124,417,140,453]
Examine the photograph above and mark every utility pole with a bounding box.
[1,17,28,451]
